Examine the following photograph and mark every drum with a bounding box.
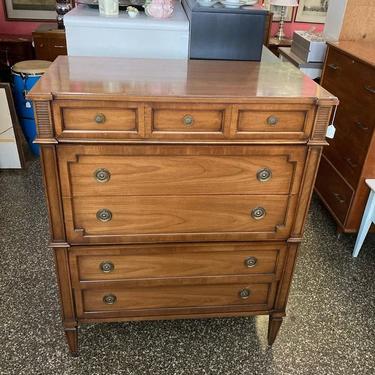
[12,60,51,118]
[11,60,51,155]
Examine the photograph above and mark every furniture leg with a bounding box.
[268,314,283,345]
[64,327,79,356]
[353,190,375,257]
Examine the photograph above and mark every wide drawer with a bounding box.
[323,47,375,107]
[315,155,353,225]
[145,103,230,139]
[324,125,366,189]
[57,145,306,197]
[75,279,275,318]
[63,194,297,244]
[230,103,314,141]
[69,243,287,282]
[53,100,144,139]
[332,98,374,144]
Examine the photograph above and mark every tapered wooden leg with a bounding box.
[268,315,283,345]
[65,327,79,356]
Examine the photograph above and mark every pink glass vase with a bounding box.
[145,0,174,18]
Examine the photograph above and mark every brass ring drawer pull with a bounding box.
[94,168,111,183]
[244,256,257,268]
[95,113,106,124]
[266,115,278,126]
[100,261,115,273]
[333,192,345,204]
[251,207,266,220]
[257,168,272,182]
[239,288,251,299]
[103,294,117,305]
[345,157,358,169]
[183,114,194,126]
[328,63,339,70]
[96,208,112,222]
[355,121,368,131]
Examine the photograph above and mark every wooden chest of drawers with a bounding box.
[28,56,337,355]
[315,41,375,233]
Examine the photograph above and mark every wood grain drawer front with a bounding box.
[57,145,306,197]
[324,126,366,189]
[70,243,286,282]
[53,101,144,139]
[145,103,230,139]
[315,155,353,225]
[64,194,297,244]
[79,282,272,316]
[231,104,313,141]
[333,100,374,145]
[323,47,375,105]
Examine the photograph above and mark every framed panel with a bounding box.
[295,0,329,23]
[3,0,56,21]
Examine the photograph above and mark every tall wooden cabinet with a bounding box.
[315,41,375,233]
[28,56,337,355]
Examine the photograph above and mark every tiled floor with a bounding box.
[1,159,374,375]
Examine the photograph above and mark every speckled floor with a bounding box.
[1,159,374,375]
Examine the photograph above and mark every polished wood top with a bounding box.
[28,56,337,104]
[328,41,375,68]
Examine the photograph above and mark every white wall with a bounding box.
[323,0,348,41]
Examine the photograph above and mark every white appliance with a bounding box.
[64,3,189,59]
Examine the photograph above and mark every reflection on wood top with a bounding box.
[328,40,375,68]
[28,56,337,104]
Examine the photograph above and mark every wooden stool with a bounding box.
[353,179,375,257]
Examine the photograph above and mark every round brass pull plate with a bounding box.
[103,294,117,305]
[256,168,272,182]
[266,115,278,126]
[94,168,111,183]
[244,256,257,268]
[183,114,194,126]
[100,261,115,273]
[239,288,251,299]
[95,113,106,124]
[251,207,266,220]
[96,208,112,222]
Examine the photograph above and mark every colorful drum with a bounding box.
[11,60,51,156]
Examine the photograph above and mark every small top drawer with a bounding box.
[145,103,230,139]
[53,100,144,139]
[230,103,313,141]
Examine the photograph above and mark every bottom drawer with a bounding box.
[78,282,273,317]
[315,155,353,224]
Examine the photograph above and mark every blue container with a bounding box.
[12,69,42,119]
[19,118,40,156]
[11,60,51,156]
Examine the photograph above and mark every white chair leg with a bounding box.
[352,190,375,257]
